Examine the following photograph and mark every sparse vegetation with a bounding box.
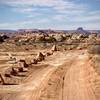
[88,45,100,54]
[0,35,9,43]
[0,31,100,100]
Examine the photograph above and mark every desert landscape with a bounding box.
[0,0,100,99]
[0,31,100,100]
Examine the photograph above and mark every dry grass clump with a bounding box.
[91,55,100,75]
[88,45,100,75]
[88,45,100,54]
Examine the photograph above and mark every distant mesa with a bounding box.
[77,27,84,31]
[76,27,90,34]
[0,30,16,33]
[0,28,100,36]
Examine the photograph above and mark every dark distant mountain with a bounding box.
[18,29,37,32]
[0,30,17,37]
[66,27,90,34]
[75,27,100,34]
[0,28,100,37]
[66,27,100,34]
[97,30,100,33]
[88,30,100,34]
[77,27,83,31]
[75,27,91,34]
[0,30,17,33]
[18,29,56,34]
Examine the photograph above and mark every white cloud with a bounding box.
[0,20,32,29]
[1,0,87,14]
[1,0,88,20]
[0,18,50,29]
[1,0,66,7]
[86,23,100,30]
[0,19,100,30]
[12,8,35,14]
[71,11,100,22]
[26,13,42,18]
[75,15,100,22]
[53,14,67,21]
[0,0,99,30]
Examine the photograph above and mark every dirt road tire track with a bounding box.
[0,51,99,100]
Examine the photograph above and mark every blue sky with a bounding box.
[0,0,100,30]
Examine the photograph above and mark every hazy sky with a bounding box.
[0,0,100,30]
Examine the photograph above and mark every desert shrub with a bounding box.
[89,33,97,39]
[35,35,45,42]
[54,35,66,42]
[0,36,4,42]
[46,36,56,43]
[80,34,89,38]
[2,35,9,39]
[88,45,100,54]
[91,55,100,75]
[0,35,9,43]
[38,36,45,42]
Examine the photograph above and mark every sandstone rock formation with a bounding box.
[51,45,57,52]
[36,52,45,62]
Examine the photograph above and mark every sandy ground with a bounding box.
[63,53,96,100]
[0,50,100,100]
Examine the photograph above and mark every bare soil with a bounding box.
[0,50,100,100]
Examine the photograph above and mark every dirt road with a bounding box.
[63,53,96,100]
[0,50,99,100]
